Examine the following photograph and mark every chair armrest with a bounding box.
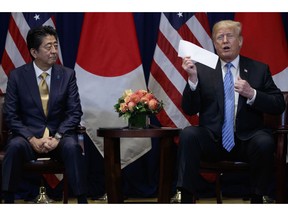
[274,126,288,131]
[76,125,86,134]
[76,125,86,155]
[273,127,288,165]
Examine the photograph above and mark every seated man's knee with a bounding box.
[257,135,274,151]
[6,136,28,152]
[61,136,81,153]
[181,126,199,139]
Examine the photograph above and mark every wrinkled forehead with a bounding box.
[214,26,236,35]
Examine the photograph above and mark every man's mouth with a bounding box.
[223,46,230,50]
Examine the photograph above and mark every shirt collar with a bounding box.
[33,61,52,78]
[220,55,240,71]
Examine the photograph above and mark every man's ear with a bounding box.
[30,48,37,59]
[239,36,243,47]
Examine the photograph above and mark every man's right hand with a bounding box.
[28,136,49,154]
[182,57,198,83]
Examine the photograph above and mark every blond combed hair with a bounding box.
[212,20,242,39]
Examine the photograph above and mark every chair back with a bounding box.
[0,94,7,150]
[264,92,288,129]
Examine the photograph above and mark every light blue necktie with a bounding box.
[222,63,235,152]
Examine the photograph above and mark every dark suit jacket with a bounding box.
[3,62,83,139]
[182,55,285,140]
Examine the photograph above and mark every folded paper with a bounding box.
[178,40,219,69]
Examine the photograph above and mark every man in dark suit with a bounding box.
[2,25,87,203]
[177,20,286,203]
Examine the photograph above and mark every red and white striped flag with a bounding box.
[75,13,151,168]
[148,13,217,183]
[0,12,63,188]
[148,13,214,129]
[234,12,288,91]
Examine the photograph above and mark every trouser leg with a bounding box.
[176,126,219,199]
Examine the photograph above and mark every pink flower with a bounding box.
[128,101,136,111]
[145,93,154,100]
[140,93,154,104]
[148,98,158,110]
[114,89,164,119]
[140,96,149,104]
[135,89,147,98]
[123,95,130,103]
[130,93,141,104]
[120,103,128,113]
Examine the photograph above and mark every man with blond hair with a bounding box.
[177,20,285,203]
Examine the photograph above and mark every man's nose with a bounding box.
[51,45,58,53]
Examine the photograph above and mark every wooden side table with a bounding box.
[97,127,181,203]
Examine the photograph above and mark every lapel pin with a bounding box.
[244,69,248,73]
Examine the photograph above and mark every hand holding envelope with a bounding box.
[182,56,198,82]
[178,40,219,69]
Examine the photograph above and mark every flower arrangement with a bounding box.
[114,89,164,120]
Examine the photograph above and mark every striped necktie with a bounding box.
[39,72,49,137]
[222,63,235,152]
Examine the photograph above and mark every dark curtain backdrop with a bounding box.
[0,12,287,199]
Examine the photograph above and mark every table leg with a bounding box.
[158,137,176,203]
[104,137,124,203]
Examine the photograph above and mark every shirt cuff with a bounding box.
[247,89,257,105]
[188,79,198,91]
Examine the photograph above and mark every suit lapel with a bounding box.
[24,63,63,118]
[213,60,225,116]
[48,65,62,116]
[237,56,250,115]
[23,63,44,115]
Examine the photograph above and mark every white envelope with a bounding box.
[178,40,219,69]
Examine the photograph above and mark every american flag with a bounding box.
[0,12,63,94]
[148,12,214,129]
[0,12,63,188]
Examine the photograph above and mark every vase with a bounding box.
[128,113,149,129]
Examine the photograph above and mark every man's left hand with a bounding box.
[43,137,59,152]
[234,76,255,99]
